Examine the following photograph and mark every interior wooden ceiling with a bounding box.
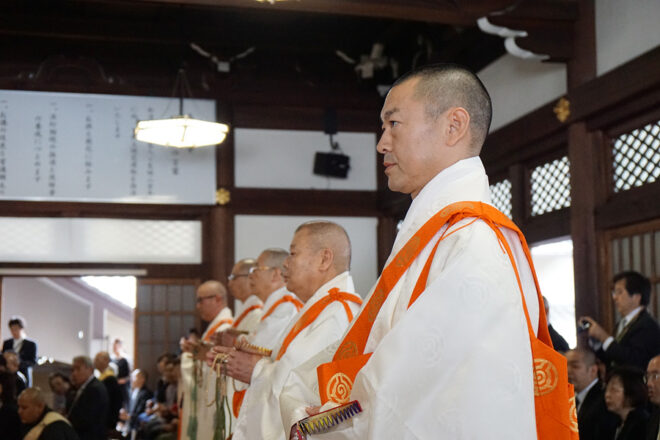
[0,0,576,107]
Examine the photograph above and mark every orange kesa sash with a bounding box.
[261,295,304,321]
[202,318,233,342]
[316,201,578,439]
[276,288,362,361]
[232,304,263,328]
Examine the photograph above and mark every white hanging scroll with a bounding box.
[0,90,217,204]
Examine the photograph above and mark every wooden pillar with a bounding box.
[203,100,235,307]
[377,217,398,272]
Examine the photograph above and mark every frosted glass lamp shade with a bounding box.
[135,115,229,148]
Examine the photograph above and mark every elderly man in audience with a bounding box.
[566,348,617,440]
[67,355,109,440]
[18,387,78,440]
[646,355,660,440]
[180,280,233,439]
[94,351,123,432]
[213,221,362,440]
[581,271,660,371]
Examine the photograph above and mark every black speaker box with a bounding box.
[313,152,350,178]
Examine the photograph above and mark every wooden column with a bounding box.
[377,217,398,272]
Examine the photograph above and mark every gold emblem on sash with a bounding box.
[367,287,386,323]
[327,373,353,404]
[568,395,579,432]
[394,235,421,268]
[533,358,558,396]
[336,341,358,360]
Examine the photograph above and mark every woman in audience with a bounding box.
[604,366,649,440]
[0,371,21,440]
[48,371,74,414]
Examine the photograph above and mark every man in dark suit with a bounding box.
[566,348,618,440]
[580,271,660,371]
[646,355,660,440]
[2,316,37,387]
[542,296,570,352]
[67,355,109,440]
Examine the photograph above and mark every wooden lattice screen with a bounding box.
[611,119,660,193]
[530,155,571,217]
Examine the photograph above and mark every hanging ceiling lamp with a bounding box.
[134,68,229,148]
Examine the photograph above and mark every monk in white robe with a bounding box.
[279,65,573,439]
[213,221,362,440]
[180,280,233,440]
[231,248,303,421]
[228,258,263,334]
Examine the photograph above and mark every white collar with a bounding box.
[303,271,355,306]
[262,286,295,310]
[202,307,233,339]
[392,156,491,258]
[241,295,263,309]
[576,378,599,405]
[622,306,643,325]
[13,337,24,345]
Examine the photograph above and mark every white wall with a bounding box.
[234,129,377,191]
[1,278,91,362]
[235,215,378,297]
[596,0,660,76]
[478,54,567,131]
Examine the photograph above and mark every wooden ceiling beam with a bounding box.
[129,0,515,25]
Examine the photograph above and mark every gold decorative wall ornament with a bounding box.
[553,97,571,123]
[216,188,231,205]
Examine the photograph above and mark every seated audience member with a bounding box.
[68,355,109,440]
[581,271,660,371]
[119,369,153,436]
[141,358,180,440]
[2,316,38,387]
[0,371,21,440]
[111,339,131,409]
[94,351,123,432]
[543,296,569,352]
[646,355,660,440]
[18,387,78,440]
[4,351,27,395]
[605,366,649,440]
[48,373,74,415]
[566,348,617,440]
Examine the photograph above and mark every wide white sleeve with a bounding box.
[311,222,538,440]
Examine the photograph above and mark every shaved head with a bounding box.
[18,387,46,424]
[260,248,289,270]
[285,221,352,301]
[295,221,351,273]
[196,280,228,321]
[235,258,257,274]
[394,64,492,153]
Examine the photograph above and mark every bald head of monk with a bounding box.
[283,221,351,302]
[196,280,227,322]
[93,351,111,372]
[18,387,47,424]
[228,258,257,302]
[249,248,289,302]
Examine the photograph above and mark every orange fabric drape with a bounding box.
[261,295,304,321]
[232,304,263,328]
[275,289,362,361]
[316,202,578,439]
[202,318,233,342]
[232,389,246,418]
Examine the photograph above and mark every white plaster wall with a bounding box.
[478,54,567,131]
[596,0,660,76]
[1,277,91,362]
[235,215,378,298]
[234,129,377,190]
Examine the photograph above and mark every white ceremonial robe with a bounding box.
[233,272,360,440]
[180,307,233,440]
[234,295,263,334]
[232,287,301,410]
[281,157,540,440]
[251,286,302,350]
